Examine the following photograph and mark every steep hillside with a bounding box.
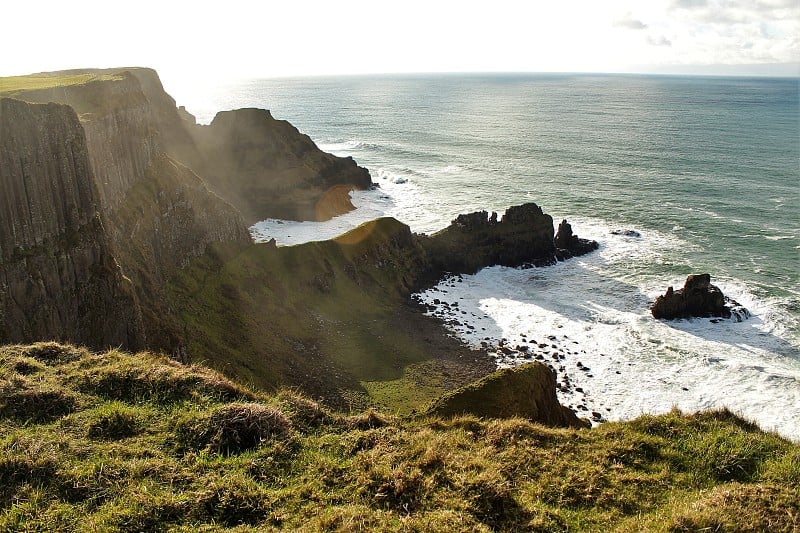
[1,342,797,532]
[167,217,494,410]
[0,98,144,350]
[166,206,599,411]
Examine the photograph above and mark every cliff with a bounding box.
[190,107,373,223]
[2,69,253,351]
[0,98,144,350]
[0,67,594,414]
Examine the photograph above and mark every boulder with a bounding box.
[651,274,739,320]
[424,362,589,429]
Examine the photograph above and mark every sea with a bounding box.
[168,73,800,441]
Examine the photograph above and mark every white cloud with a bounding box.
[615,17,649,30]
[648,35,673,47]
[0,0,796,79]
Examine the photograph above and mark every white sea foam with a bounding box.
[249,189,390,245]
[248,166,433,245]
[318,140,364,154]
[415,221,800,441]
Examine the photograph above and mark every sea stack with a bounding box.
[651,274,741,320]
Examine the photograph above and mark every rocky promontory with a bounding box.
[419,204,598,283]
[191,108,373,223]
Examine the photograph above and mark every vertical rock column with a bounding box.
[0,98,144,350]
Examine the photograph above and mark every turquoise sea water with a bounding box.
[171,74,800,439]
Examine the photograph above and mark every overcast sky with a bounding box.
[2,0,798,82]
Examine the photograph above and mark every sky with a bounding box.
[1,0,798,82]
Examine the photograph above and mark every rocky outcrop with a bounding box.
[555,219,600,258]
[189,108,373,223]
[419,204,597,282]
[0,98,144,350]
[424,362,589,428]
[651,274,745,320]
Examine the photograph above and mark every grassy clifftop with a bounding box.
[0,72,125,97]
[1,342,797,532]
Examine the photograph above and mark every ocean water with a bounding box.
[170,73,800,440]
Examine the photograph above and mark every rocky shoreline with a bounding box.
[414,274,609,424]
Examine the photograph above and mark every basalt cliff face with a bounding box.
[0,98,144,349]
[4,70,253,351]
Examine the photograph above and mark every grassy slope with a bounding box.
[0,73,124,97]
[1,342,797,532]
[167,218,493,414]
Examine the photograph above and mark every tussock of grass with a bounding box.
[669,483,800,532]
[0,343,798,532]
[86,402,144,440]
[276,389,338,431]
[176,403,294,455]
[347,408,395,430]
[0,386,77,423]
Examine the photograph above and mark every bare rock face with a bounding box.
[420,204,597,281]
[425,362,589,429]
[651,274,739,320]
[5,70,252,352]
[0,98,144,350]
[190,108,373,223]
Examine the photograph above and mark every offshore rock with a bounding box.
[424,362,589,429]
[651,274,742,320]
[555,219,600,258]
[0,98,145,350]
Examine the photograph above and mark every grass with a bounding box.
[0,73,124,97]
[1,342,798,532]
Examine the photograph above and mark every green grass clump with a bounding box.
[0,342,798,532]
[86,402,145,440]
[175,403,294,455]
